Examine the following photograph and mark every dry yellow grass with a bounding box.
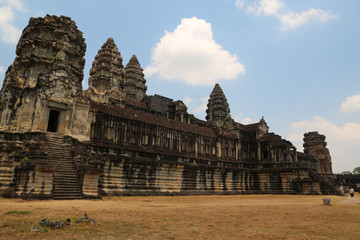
[0,194,359,240]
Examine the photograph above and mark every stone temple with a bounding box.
[0,15,338,199]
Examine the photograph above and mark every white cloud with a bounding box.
[290,116,360,142]
[241,117,252,124]
[4,0,27,12]
[145,17,245,86]
[235,0,245,9]
[279,8,338,30]
[0,65,4,74]
[247,0,284,16]
[340,94,360,112]
[287,133,303,145]
[288,116,360,173]
[183,96,193,105]
[234,112,243,122]
[193,97,209,114]
[234,112,253,124]
[0,0,26,44]
[237,0,337,30]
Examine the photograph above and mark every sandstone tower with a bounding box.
[206,83,231,127]
[123,55,147,101]
[303,131,333,175]
[0,15,86,133]
[89,38,124,94]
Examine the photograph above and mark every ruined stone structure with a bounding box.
[303,132,333,176]
[0,15,339,199]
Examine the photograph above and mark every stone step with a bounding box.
[53,168,77,172]
[53,184,80,188]
[53,178,79,185]
[53,188,81,192]
[48,159,73,163]
[53,196,83,200]
[53,178,79,182]
[53,193,82,197]
[52,166,76,170]
[47,153,72,156]
[54,171,77,174]
[47,150,71,153]
[53,183,80,187]
[48,158,73,161]
[47,133,83,200]
[49,160,74,163]
[49,163,74,166]
[47,145,69,148]
[53,183,81,187]
[52,165,76,169]
[53,191,82,195]
[53,188,82,192]
[50,163,75,166]
[53,169,77,172]
[53,170,77,173]
[53,168,76,171]
[53,181,80,185]
[53,174,78,178]
[48,160,73,162]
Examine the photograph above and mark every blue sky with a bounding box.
[0,0,359,173]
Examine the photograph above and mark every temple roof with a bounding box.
[259,133,293,147]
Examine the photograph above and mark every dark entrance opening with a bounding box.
[263,150,269,159]
[47,109,60,132]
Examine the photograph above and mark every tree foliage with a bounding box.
[353,167,360,174]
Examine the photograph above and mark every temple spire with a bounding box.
[206,83,231,127]
[89,37,124,94]
[123,54,147,101]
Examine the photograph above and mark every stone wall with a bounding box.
[15,166,53,199]
[72,141,322,197]
[0,132,54,198]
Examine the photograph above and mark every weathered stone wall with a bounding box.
[72,141,312,197]
[0,132,53,198]
[15,167,53,199]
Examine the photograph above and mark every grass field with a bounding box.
[0,194,359,240]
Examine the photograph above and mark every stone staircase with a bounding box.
[46,133,82,200]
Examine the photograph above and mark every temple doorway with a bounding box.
[47,109,60,132]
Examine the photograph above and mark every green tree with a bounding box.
[341,171,352,175]
[353,167,360,174]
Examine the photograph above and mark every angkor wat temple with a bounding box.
[0,15,337,199]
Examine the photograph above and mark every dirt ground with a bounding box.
[0,194,359,240]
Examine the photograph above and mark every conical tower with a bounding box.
[123,55,147,101]
[206,83,230,127]
[89,38,124,94]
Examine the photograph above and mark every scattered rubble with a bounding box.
[35,211,95,231]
